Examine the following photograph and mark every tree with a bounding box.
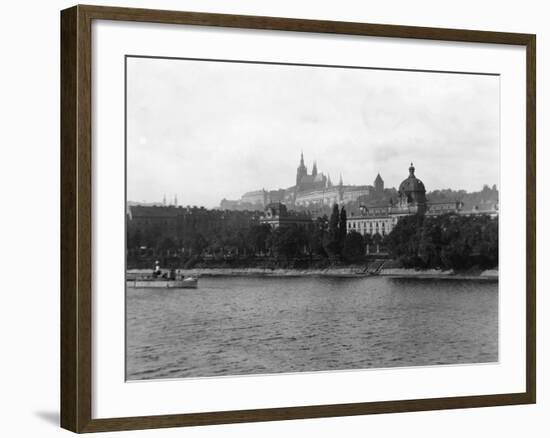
[127,228,142,249]
[143,224,162,249]
[438,215,471,270]
[363,232,373,254]
[269,224,307,261]
[468,215,498,269]
[324,204,343,258]
[158,236,176,254]
[209,233,226,257]
[418,218,442,268]
[309,216,328,258]
[386,214,424,267]
[386,213,498,271]
[329,204,339,237]
[481,218,498,267]
[190,233,208,256]
[247,224,272,256]
[339,206,347,243]
[342,231,365,261]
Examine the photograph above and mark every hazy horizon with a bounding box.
[126,181,499,208]
[127,57,499,208]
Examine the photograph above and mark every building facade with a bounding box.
[259,202,314,230]
[345,163,498,238]
[130,163,498,246]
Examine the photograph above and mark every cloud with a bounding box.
[127,58,499,207]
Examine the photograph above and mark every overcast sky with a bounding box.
[127,57,499,208]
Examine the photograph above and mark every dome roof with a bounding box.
[398,163,426,194]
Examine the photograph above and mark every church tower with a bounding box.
[296,151,308,187]
[337,174,344,203]
[397,163,427,214]
[312,160,318,177]
[374,173,384,193]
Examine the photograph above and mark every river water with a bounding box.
[126,276,498,380]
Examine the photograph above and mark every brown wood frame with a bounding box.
[61,4,536,433]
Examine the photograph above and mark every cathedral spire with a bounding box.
[296,151,308,188]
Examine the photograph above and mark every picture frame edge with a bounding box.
[60,4,537,433]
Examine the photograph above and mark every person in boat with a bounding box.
[153,260,161,278]
[169,268,176,280]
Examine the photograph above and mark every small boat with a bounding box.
[127,276,199,289]
[127,262,199,289]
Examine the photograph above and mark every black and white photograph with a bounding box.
[125,56,500,381]
[1,0,544,434]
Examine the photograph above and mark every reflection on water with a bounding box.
[126,276,498,380]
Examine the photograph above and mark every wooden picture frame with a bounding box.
[61,4,536,433]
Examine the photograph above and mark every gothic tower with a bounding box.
[374,173,384,193]
[296,151,308,187]
[337,174,344,203]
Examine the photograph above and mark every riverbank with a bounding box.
[379,268,498,281]
[127,267,498,280]
[128,267,370,278]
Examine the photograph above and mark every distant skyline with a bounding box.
[127,57,499,208]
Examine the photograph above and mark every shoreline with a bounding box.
[127,267,498,281]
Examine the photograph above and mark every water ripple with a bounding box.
[126,277,498,380]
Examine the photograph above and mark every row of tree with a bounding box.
[127,205,386,265]
[127,206,498,271]
[385,213,498,270]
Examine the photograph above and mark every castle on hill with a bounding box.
[127,161,498,242]
[220,152,384,210]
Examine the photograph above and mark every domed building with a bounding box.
[394,163,427,215]
[345,163,475,242]
[346,163,430,239]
